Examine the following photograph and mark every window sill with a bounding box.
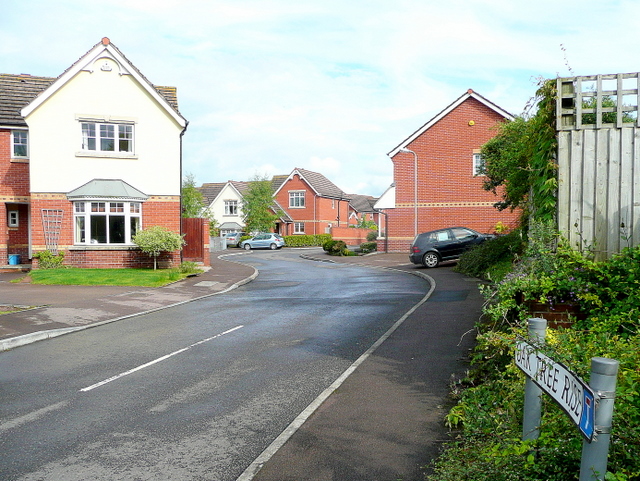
[75,152,138,160]
[69,245,139,251]
[10,158,29,163]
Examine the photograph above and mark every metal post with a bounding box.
[522,318,547,441]
[580,357,619,481]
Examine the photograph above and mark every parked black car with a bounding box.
[409,227,493,268]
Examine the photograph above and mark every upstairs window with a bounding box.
[11,131,28,158]
[224,200,238,215]
[81,122,133,153]
[289,191,305,208]
[473,152,484,176]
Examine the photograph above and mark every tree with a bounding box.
[480,79,558,225]
[181,173,206,218]
[133,225,185,270]
[242,174,280,233]
[181,173,219,236]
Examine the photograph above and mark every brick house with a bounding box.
[382,89,520,252]
[272,168,351,236]
[0,38,188,268]
[347,194,379,227]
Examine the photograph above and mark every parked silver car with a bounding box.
[240,233,285,250]
[223,232,246,247]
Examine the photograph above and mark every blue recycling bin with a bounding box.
[8,254,20,265]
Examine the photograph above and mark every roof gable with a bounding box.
[20,37,186,128]
[67,178,148,200]
[274,168,350,200]
[388,89,513,157]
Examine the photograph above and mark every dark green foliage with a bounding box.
[366,231,378,242]
[359,241,377,253]
[322,239,347,255]
[481,80,557,224]
[283,234,331,247]
[431,228,640,481]
[454,230,524,279]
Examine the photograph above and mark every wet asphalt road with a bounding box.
[0,250,429,481]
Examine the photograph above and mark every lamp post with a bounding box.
[399,147,418,237]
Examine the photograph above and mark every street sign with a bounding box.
[515,340,596,442]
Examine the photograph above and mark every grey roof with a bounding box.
[294,168,350,200]
[0,74,54,127]
[67,179,148,200]
[198,182,226,205]
[348,194,378,213]
[272,199,293,222]
[271,175,288,193]
[219,222,244,230]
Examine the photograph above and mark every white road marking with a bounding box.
[236,270,436,481]
[80,325,244,392]
[0,401,69,433]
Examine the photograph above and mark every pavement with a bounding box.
[0,249,483,480]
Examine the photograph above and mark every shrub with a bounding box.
[454,229,524,280]
[133,226,185,270]
[284,234,331,247]
[33,250,65,269]
[360,241,377,253]
[366,231,378,242]
[323,239,347,255]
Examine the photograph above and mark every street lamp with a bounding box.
[399,147,418,237]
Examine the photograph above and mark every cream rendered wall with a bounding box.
[26,56,183,196]
[209,183,245,229]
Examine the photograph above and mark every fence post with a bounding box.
[522,318,547,441]
[579,357,619,481]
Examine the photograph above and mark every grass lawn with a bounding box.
[26,267,199,287]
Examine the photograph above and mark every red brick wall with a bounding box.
[30,194,182,268]
[387,97,520,252]
[1,129,32,264]
[330,227,375,245]
[274,174,350,235]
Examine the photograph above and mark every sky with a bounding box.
[2,0,640,197]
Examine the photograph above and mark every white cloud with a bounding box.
[4,0,640,196]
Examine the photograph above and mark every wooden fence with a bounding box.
[556,73,640,259]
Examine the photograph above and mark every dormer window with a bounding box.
[11,130,28,158]
[81,122,133,153]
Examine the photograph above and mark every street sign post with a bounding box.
[516,319,620,481]
[516,339,595,442]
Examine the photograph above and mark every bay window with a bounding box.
[74,201,141,245]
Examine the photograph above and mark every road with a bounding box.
[0,250,430,481]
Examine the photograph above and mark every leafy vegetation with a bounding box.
[242,174,281,233]
[133,225,185,270]
[32,250,65,269]
[282,233,331,247]
[428,223,640,481]
[480,80,558,224]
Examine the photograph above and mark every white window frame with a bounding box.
[294,222,305,234]
[73,200,142,245]
[224,200,238,216]
[289,191,305,208]
[11,130,28,158]
[8,210,19,227]
[473,152,484,176]
[81,121,134,154]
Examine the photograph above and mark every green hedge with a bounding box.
[283,233,332,247]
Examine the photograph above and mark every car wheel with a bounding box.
[269,243,277,250]
[422,252,440,268]
[244,244,251,250]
